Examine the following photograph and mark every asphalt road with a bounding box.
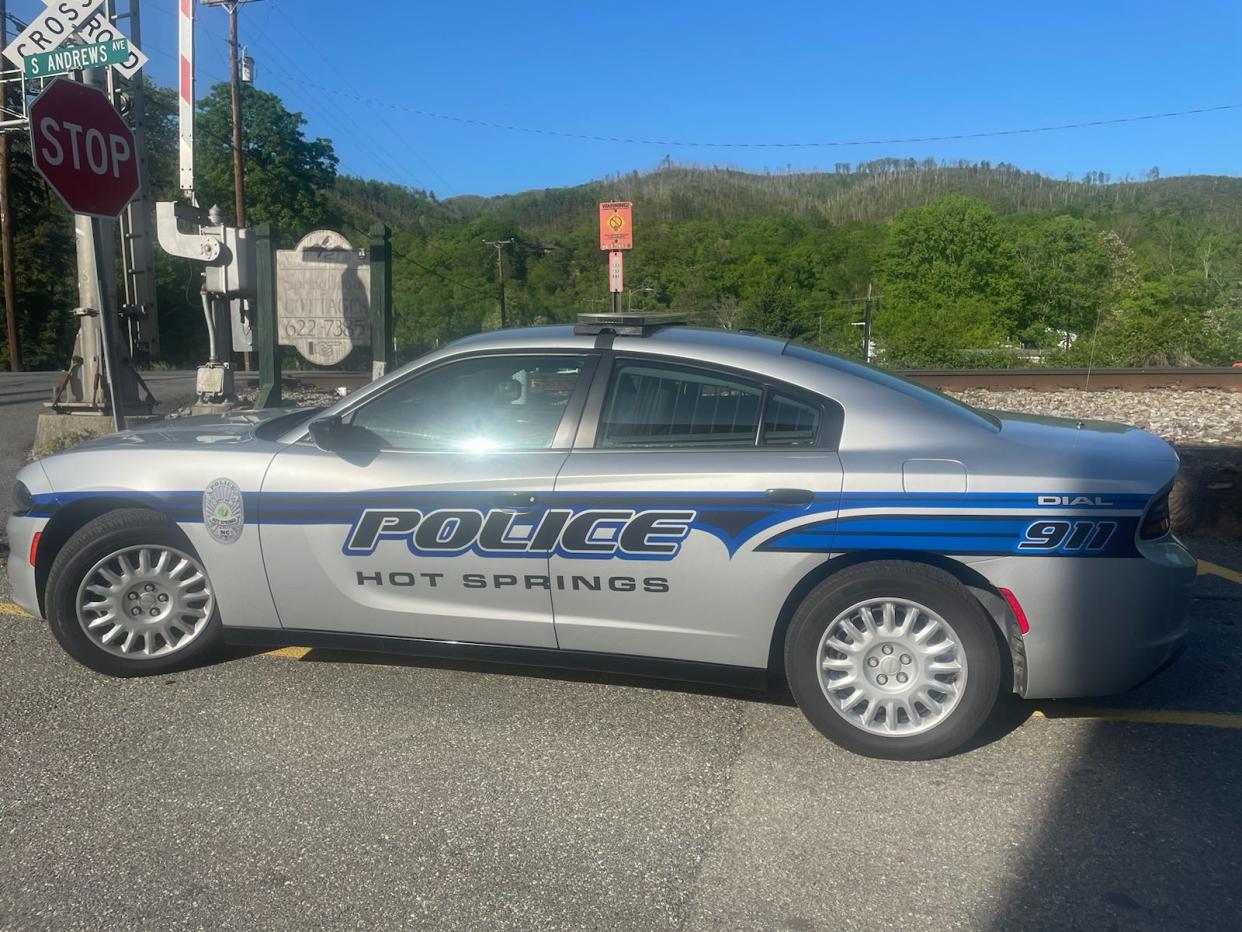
[1,542,1240,931]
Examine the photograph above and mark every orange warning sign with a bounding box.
[599,201,633,250]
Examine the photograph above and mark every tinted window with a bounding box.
[350,355,587,451]
[598,362,762,448]
[763,392,819,446]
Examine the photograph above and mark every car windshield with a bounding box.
[782,342,1001,430]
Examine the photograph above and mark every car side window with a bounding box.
[762,392,820,446]
[349,355,588,451]
[597,361,763,448]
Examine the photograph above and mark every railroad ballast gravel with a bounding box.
[948,388,1240,446]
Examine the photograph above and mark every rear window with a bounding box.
[782,343,1000,430]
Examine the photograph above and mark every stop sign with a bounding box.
[28,77,140,218]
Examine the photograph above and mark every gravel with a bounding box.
[947,389,1242,446]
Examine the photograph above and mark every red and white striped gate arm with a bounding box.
[178,0,194,197]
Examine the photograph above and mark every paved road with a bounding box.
[1,543,1239,930]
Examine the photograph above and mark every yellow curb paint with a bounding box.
[265,646,312,660]
[1198,561,1242,586]
[0,601,31,618]
[1033,706,1242,730]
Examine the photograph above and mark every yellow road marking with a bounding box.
[1033,706,1242,729]
[0,601,31,617]
[1199,560,1242,586]
[265,646,312,659]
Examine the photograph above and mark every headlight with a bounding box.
[12,481,33,516]
[1139,491,1171,540]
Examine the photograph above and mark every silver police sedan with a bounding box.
[7,314,1197,758]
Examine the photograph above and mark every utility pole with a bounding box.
[205,0,255,368]
[0,0,20,371]
[862,282,874,364]
[483,238,513,329]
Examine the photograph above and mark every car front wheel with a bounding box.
[785,561,1003,760]
[46,509,223,676]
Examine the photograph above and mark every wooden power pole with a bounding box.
[484,238,513,329]
[0,0,21,371]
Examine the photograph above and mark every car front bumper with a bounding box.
[5,515,46,619]
[976,538,1197,699]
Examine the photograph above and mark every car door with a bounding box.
[260,351,595,647]
[549,354,845,669]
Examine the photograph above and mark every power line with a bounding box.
[249,78,1242,149]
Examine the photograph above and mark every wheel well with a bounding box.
[765,550,1023,692]
[33,498,154,614]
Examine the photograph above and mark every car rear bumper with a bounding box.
[5,515,46,619]
[974,538,1197,699]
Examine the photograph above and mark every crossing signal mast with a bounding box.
[153,0,256,409]
[1,0,160,419]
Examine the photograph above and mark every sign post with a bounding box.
[599,201,633,314]
[28,77,141,430]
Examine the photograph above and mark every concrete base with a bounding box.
[32,413,162,460]
[189,400,245,416]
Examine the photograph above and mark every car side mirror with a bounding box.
[308,415,352,452]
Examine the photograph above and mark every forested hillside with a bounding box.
[3,83,1240,371]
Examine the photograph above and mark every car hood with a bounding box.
[72,408,298,450]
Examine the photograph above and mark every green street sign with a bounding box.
[23,38,130,80]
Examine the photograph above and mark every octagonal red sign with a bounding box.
[28,77,140,218]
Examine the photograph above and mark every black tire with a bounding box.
[45,508,223,677]
[784,560,1002,760]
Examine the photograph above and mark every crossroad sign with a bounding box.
[3,0,148,79]
[599,201,633,250]
[28,78,140,218]
[23,38,129,79]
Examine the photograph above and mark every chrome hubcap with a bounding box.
[75,546,215,659]
[817,598,968,737]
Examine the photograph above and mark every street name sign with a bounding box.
[28,77,140,218]
[23,37,129,79]
[599,201,633,250]
[277,231,372,367]
[3,0,148,79]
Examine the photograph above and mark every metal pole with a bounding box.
[862,282,873,364]
[91,217,126,431]
[0,0,20,372]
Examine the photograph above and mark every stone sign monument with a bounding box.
[276,230,371,366]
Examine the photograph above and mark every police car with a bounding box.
[6,314,1197,759]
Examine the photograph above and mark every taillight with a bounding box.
[29,531,41,567]
[1140,492,1171,540]
[998,587,1029,635]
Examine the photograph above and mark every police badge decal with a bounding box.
[203,478,245,544]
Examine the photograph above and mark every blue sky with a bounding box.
[11,1,1242,197]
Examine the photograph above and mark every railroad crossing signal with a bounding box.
[28,77,140,218]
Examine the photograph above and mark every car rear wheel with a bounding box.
[785,561,1003,760]
[46,509,223,676]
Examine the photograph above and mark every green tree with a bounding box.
[195,83,338,234]
[876,196,1026,366]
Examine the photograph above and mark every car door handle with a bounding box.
[764,488,814,506]
[497,491,539,513]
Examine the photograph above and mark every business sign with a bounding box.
[3,0,148,79]
[277,230,371,367]
[599,201,633,250]
[23,37,129,79]
[28,77,139,218]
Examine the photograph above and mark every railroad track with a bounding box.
[283,367,1242,393]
